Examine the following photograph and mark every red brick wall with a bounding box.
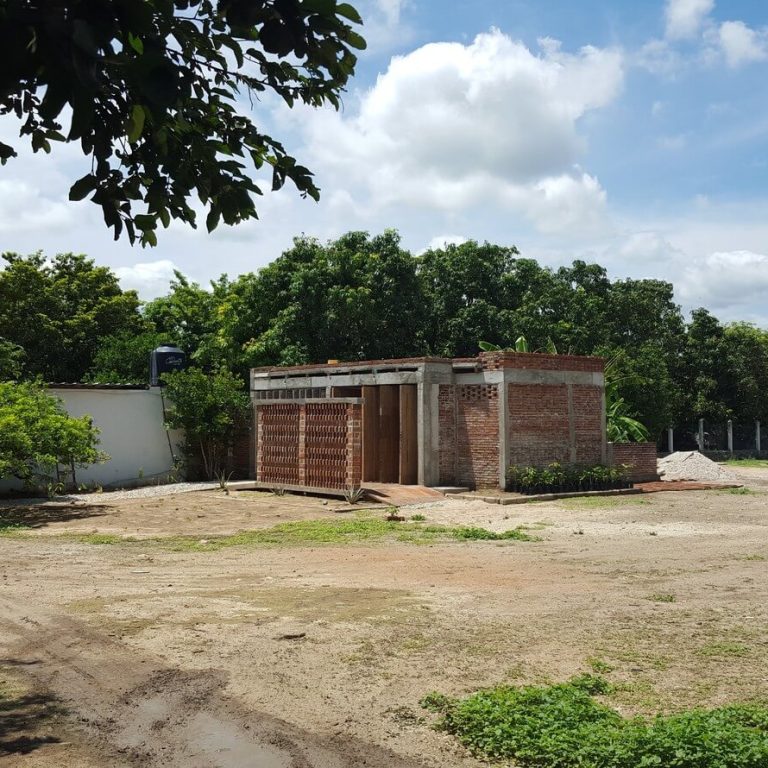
[610,442,658,481]
[572,385,604,465]
[456,384,499,488]
[508,383,571,467]
[480,351,604,372]
[256,401,361,490]
[438,384,457,485]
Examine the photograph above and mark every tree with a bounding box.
[0,337,24,380]
[0,252,143,381]
[0,0,365,245]
[0,381,104,485]
[242,230,428,366]
[87,329,166,383]
[162,367,250,479]
[419,241,520,356]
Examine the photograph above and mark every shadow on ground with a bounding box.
[0,504,108,529]
[0,678,63,756]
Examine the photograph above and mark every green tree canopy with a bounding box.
[0,252,143,381]
[0,0,365,244]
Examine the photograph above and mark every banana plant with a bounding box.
[479,335,557,354]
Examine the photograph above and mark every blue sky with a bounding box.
[1,0,768,324]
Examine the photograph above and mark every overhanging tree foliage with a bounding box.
[0,0,365,245]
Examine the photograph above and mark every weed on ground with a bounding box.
[1,518,540,550]
[422,674,768,767]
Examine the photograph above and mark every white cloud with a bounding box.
[115,260,180,299]
[665,0,714,40]
[617,231,684,266]
[356,0,414,52]
[678,250,768,313]
[0,180,73,233]
[424,234,468,251]
[718,20,768,68]
[301,30,623,235]
[657,133,688,150]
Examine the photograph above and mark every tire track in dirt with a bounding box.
[0,598,424,767]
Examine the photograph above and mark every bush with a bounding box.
[422,676,768,767]
[0,381,104,486]
[162,367,251,480]
[506,462,630,494]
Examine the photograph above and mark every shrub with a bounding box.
[0,381,105,487]
[506,463,630,494]
[423,676,768,768]
[162,367,250,480]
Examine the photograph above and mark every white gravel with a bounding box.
[0,481,223,507]
[658,451,741,484]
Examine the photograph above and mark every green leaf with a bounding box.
[127,32,144,55]
[126,105,146,143]
[302,0,337,14]
[69,175,98,201]
[345,30,367,50]
[335,3,362,23]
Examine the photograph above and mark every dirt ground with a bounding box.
[1,467,767,767]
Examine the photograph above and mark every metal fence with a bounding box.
[664,419,764,455]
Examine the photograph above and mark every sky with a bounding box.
[1,0,768,324]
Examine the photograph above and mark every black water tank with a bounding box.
[150,345,186,386]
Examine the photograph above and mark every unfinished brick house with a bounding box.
[250,351,607,492]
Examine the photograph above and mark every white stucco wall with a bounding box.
[1,386,184,492]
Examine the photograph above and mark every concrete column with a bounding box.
[698,418,705,452]
[757,420,761,452]
[727,419,733,454]
[417,381,440,486]
[498,379,508,490]
[667,427,674,454]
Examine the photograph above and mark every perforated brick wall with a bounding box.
[610,442,658,481]
[508,383,571,467]
[255,401,361,490]
[256,403,301,485]
[456,384,499,488]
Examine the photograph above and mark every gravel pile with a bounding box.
[658,451,741,484]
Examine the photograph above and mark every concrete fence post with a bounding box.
[698,418,705,452]
[757,420,762,453]
[727,419,733,454]
[667,427,674,454]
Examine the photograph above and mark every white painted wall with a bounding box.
[0,386,184,492]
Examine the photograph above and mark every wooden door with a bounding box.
[377,384,400,482]
[361,386,379,482]
[399,385,418,484]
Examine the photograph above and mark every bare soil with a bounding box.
[1,466,768,767]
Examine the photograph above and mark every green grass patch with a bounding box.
[722,487,755,495]
[723,459,768,468]
[697,641,751,658]
[559,496,650,509]
[36,519,539,551]
[0,519,29,534]
[587,657,616,674]
[422,674,768,767]
[645,593,676,603]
